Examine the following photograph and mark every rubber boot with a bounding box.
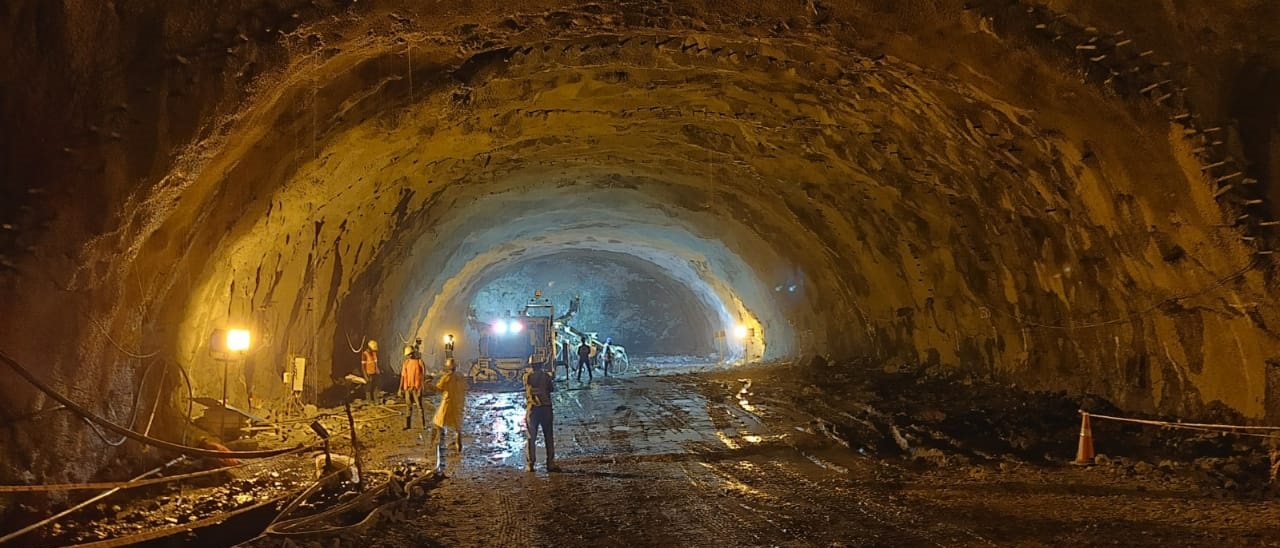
[432,428,445,471]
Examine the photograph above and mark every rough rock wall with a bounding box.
[1,0,1279,492]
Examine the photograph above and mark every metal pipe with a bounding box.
[0,457,184,545]
[344,401,364,488]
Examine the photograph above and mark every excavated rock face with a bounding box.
[1,0,1279,487]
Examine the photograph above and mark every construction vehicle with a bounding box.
[467,292,556,384]
[466,292,632,383]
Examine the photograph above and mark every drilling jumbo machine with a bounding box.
[466,291,557,384]
[466,291,632,385]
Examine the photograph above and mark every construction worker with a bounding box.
[360,340,380,403]
[400,345,428,430]
[576,339,593,383]
[431,358,468,470]
[602,338,615,377]
[523,356,558,472]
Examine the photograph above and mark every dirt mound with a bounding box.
[711,359,1280,497]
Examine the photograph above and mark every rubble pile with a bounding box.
[714,359,1280,498]
[31,462,310,547]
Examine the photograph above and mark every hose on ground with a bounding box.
[260,469,441,539]
[0,349,303,459]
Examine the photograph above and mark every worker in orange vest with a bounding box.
[431,358,469,470]
[360,340,380,403]
[400,345,429,430]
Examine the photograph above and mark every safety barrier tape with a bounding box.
[1084,411,1280,439]
[1085,411,1280,431]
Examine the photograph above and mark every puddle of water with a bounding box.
[470,392,529,468]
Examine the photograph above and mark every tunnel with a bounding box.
[2,0,1280,545]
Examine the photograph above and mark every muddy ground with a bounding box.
[345,360,1280,547]
[17,360,1280,547]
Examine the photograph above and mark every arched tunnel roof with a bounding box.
[1,0,1279,486]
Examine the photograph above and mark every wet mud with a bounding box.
[18,362,1279,547]
[364,363,1280,547]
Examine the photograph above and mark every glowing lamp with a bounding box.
[492,321,509,335]
[443,334,455,344]
[732,325,749,340]
[510,321,524,333]
[226,329,251,352]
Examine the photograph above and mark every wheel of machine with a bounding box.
[472,366,498,383]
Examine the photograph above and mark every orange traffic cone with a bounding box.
[1072,411,1095,466]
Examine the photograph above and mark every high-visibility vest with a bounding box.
[400,357,424,391]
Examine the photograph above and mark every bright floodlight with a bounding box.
[226,329,251,352]
[510,321,524,333]
[732,325,749,340]
[492,321,508,335]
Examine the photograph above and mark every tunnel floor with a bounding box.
[21,363,1280,546]
[353,366,1280,547]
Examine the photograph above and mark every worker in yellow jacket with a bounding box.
[431,358,468,470]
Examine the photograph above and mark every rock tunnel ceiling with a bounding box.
[2,0,1280,485]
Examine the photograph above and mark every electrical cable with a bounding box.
[2,404,68,428]
[54,467,438,548]
[11,359,157,445]
[142,364,168,437]
[20,359,173,447]
[0,349,303,459]
[57,492,291,548]
[0,445,313,492]
[83,417,129,447]
[0,457,185,545]
[167,358,195,446]
[80,358,161,447]
[261,469,442,539]
[85,315,160,359]
[266,467,347,530]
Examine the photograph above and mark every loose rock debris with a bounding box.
[12,362,1280,547]
[374,362,1279,547]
